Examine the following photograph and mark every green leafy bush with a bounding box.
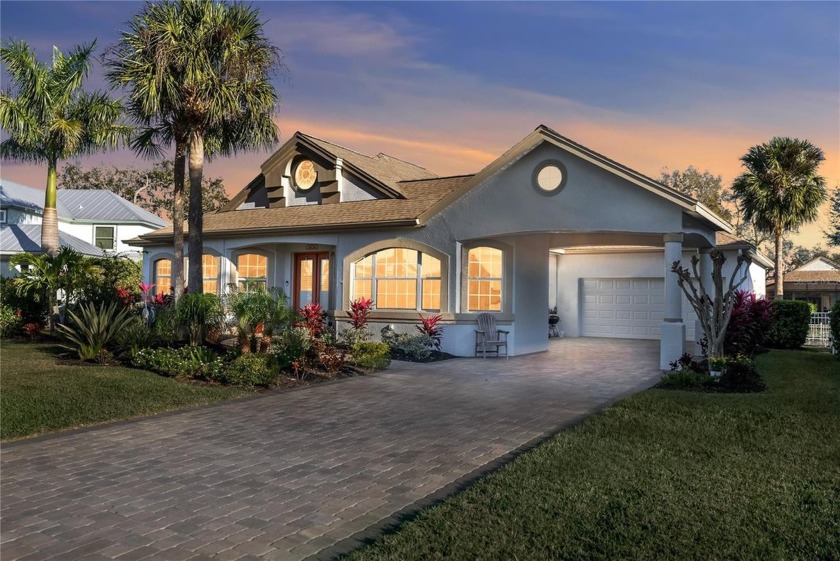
[352,341,391,371]
[719,355,766,392]
[0,303,21,338]
[221,354,275,387]
[228,287,291,352]
[382,331,432,361]
[57,302,135,362]
[130,346,227,380]
[116,316,159,356]
[270,327,311,370]
[0,276,49,326]
[831,300,840,356]
[768,300,812,349]
[658,369,714,390]
[175,292,224,346]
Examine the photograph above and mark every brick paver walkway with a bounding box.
[1,338,660,561]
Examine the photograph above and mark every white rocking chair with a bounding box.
[474,313,509,358]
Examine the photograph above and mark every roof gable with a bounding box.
[796,256,839,271]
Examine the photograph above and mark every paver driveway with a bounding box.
[1,338,660,561]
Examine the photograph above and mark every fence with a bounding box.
[805,312,831,348]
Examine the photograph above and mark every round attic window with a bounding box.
[532,160,567,195]
[294,159,318,191]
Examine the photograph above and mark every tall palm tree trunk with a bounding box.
[188,134,204,293]
[774,230,784,300]
[172,142,186,301]
[41,160,60,257]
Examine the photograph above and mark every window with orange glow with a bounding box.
[237,253,267,290]
[154,259,172,295]
[202,255,220,294]
[467,247,502,312]
[352,248,441,311]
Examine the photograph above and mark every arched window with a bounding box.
[154,258,172,296]
[352,248,441,311]
[237,253,267,290]
[467,247,503,312]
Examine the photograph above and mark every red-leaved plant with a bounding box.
[723,290,773,357]
[417,314,444,350]
[115,286,136,307]
[298,303,324,338]
[348,297,374,330]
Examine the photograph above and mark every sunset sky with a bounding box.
[1,1,838,248]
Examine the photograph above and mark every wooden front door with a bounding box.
[293,252,330,310]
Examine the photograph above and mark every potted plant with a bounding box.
[708,356,725,378]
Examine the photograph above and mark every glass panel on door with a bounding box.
[294,252,330,310]
[319,256,330,309]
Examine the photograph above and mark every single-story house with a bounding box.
[131,125,769,369]
[768,256,840,312]
[0,178,169,276]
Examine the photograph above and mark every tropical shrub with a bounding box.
[298,302,324,338]
[78,255,142,308]
[416,314,444,350]
[228,287,291,352]
[131,346,226,380]
[0,276,48,325]
[151,303,180,346]
[382,331,433,361]
[348,297,373,330]
[723,290,773,357]
[116,317,160,356]
[221,354,275,387]
[831,300,840,355]
[659,369,714,390]
[175,292,224,346]
[0,304,21,338]
[720,355,766,392]
[768,300,812,349]
[317,341,346,376]
[270,327,312,371]
[351,341,391,371]
[57,302,135,362]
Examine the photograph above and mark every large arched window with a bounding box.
[467,247,503,312]
[352,248,441,311]
[153,258,172,296]
[236,253,267,290]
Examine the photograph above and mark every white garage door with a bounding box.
[582,278,665,339]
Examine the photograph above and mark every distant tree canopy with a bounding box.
[659,166,733,222]
[59,161,229,218]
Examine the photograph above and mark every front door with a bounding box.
[294,252,330,310]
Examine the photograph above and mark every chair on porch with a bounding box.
[474,313,509,358]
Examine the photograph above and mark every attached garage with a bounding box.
[581,278,664,339]
[580,277,696,341]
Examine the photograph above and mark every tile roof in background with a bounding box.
[782,269,840,283]
[0,224,104,256]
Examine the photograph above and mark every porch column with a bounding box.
[661,233,685,369]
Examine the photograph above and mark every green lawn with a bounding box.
[346,350,840,561]
[0,340,252,441]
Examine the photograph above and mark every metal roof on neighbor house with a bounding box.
[0,178,169,227]
[0,224,104,256]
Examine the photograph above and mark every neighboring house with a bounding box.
[131,125,768,368]
[0,179,169,276]
[768,257,840,311]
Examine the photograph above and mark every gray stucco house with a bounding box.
[131,125,770,368]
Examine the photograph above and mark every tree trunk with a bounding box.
[188,135,205,293]
[172,142,186,301]
[774,231,784,300]
[41,161,60,257]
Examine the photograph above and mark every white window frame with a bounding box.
[352,249,441,312]
[94,225,116,250]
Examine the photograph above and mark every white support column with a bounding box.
[661,233,685,369]
[695,248,714,355]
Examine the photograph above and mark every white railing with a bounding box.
[806,312,831,348]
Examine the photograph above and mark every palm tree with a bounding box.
[731,137,827,300]
[106,0,283,295]
[0,41,129,256]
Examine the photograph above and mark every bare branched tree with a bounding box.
[671,249,751,358]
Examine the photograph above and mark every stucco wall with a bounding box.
[60,222,157,256]
[341,173,379,202]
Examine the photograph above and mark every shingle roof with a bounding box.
[0,224,104,256]
[132,175,474,243]
[715,232,751,248]
[301,133,437,194]
[782,269,840,283]
[0,178,169,227]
